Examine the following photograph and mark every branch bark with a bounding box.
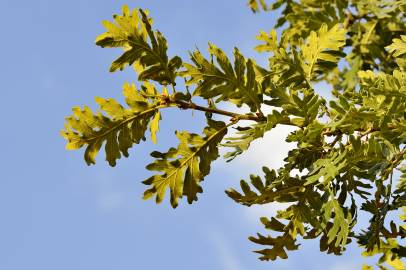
[166,98,267,122]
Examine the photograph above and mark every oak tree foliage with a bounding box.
[62,1,406,268]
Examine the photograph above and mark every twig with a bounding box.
[171,99,267,122]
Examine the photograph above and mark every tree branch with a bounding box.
[165,97,267,122]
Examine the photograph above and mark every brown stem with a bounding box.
[161,93,396,137]
[171,99,267,122]
[322,127,381,137]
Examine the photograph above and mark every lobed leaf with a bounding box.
[322,198,351,248]
[247,0,268,12]
[250,233,299,261]
[95,5,182,85]
[181,44,263,112]
[143,119,228,208]
[255,30,278,53]
[305,150,348,186]
[61,83,162,166]
[222,110,291,161]
[300,24,346,81]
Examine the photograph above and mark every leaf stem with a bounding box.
[171,84,177,94]
[170,99,267,122]
[82,106,164,143]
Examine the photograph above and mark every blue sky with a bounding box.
[0,0,379,269]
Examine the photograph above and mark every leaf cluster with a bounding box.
[62,2,406,269]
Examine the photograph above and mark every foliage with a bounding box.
[62,1,406,268]
[143,119,228,208]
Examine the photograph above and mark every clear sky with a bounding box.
[1,0,377,269]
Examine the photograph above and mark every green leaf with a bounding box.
[150,111,161,144]
[269,47,307,87]
[61,83,162,166]
[222,110,291,161]
[255,30,278,53]
[260,217,286,232]
[322,198,351,248]
[358,70,406,98]
[300,24,346,81]
[142,119,228,208]
[226,167,306,206]
[305,150,348,186]
[181,44,262,112]
[249,233,299,261]
[248,0,268,12]
[356,0,402,19]
[95,5,182,85]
